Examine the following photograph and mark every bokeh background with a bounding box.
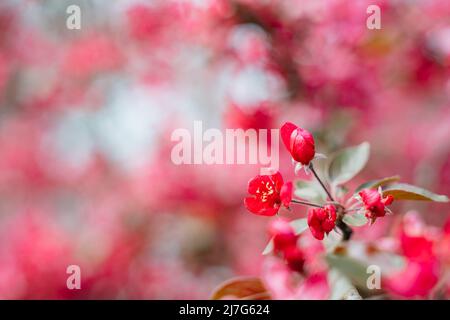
[0,0,449,299]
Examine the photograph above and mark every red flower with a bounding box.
[268,219,304,273]
[386,260,439,298]
[269,218,297,252]
[284,246,305,273]
[386,213,439,298]
[359,189,394,221]
[244,172,292,216]
[307,205,337,240]
[279,181,293,208]
[280,122,315,165]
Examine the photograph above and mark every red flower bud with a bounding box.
[280,122,315,165]
[307,205,337,240]
[359,189,394,221]
[269,218,297,252]
[283,246,305,273]
[383,195,394,206]
[244,172,292,216]
[268,219,305,273]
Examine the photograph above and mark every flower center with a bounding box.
[257,181,275,202]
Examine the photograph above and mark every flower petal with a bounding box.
[280,122,298,153]
[280,182,293,208]
[247,175,262,194]
[310,227,324,240]
[271,172,284,191]
[244,197,278,216]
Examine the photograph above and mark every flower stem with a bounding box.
[336,219,353,241]
[345,207,362,213]
[309,163,335,202]
[291,199,323,208]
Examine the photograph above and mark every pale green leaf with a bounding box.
[262,239,274,255]
[294,180,327,203]
[382,183,449,202]
[335,185,349,199]
[290,218,308,235]
[354,175,400,194]
[328,142,370,185]
[328,269,361,300]
[342,213,368,227]
[326,254,369,289]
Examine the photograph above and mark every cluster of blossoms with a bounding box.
[245,122,395,242]
[243,122,398,279]
[239,121,448,300]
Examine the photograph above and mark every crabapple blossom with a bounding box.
[244,172,292,216]
[359,189,394,222]
[385,213,440,298]
[269,218,297,253]
[307,205,337,240]
[269,219,304,273]
[280,122,315,166]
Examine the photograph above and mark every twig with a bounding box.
[309,163,335,202]
[291,199,323,208]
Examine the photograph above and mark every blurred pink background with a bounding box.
[0,0,449,299]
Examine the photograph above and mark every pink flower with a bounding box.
[269,219,304,273]
[386,261,439,299]
[262,257,329,299]
[283,246,305,273]
[269,219,297,253]
[307,205,337,240]
[62,34,123,78]
[280,122,315,165]
[127,4,164,41]
[359,189,394,221]
[244,172,292,216]
[386,213,440,298]
[437,217,450,265]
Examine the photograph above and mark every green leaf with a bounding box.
[354,175,401,194]
[335,185,349,199]
[294,180,327,203]
[328,269,361,300]
[326,254,369,289]
[328,142,370,185]
[262,218,308,255]
[262,239,274,255]
[382,183,449,202]
[342,213,368,227]
[290,218,309,235]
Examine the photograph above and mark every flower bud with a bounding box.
[359,189,394,221]
[269,219,297,252]
[283,246,305,273]
[281,122,315,165]
[307,205,337,240]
